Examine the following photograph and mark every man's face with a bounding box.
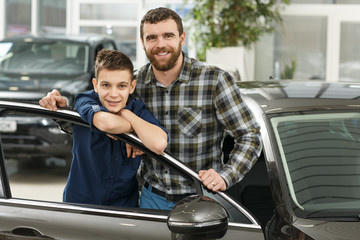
[92,69,136,114]
[141,19,185,71]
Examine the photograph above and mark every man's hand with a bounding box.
[126,143,144,158]
[199,169,227,192]
[39,89,68,111]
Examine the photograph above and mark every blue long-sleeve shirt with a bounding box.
[63,90,167,207]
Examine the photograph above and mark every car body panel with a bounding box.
[239,80,360,240]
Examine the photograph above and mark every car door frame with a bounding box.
[0,100,264,240]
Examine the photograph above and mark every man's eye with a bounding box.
[146,36,156,41]
[165,33,175,39]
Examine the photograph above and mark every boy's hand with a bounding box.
[199,169,227,192]
[126,143,144,158]
[39,89,68,111]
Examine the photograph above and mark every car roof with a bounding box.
[0,34,115,45]
[239,80,360,114]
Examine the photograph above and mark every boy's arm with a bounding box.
[119,109,167,155]
[92,111,132,134]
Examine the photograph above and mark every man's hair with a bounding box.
[94,49,134,79]
[140,7,183,40]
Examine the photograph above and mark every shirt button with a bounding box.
[166,90,169,94]
[165,111,169,115]
[164,170,168,174]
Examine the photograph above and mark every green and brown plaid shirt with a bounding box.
[135,53,262,195]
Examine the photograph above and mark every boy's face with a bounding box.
[141,19,185,71]
[92,69,136,114]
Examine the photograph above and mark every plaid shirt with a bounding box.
[135,53,262,195]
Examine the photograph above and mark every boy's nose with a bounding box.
[109,87,118,96]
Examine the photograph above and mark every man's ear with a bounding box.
[92,78,98,93]
[180,32,186,47]
[130,80,137,94]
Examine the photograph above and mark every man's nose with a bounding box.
[156,36,167,48]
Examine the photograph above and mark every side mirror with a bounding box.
[167,195,229,239]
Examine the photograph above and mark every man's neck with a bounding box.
[152,53,184,87]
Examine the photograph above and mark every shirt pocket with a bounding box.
[178,107,202,137]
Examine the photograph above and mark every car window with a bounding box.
[270,112,360,217]
[0,41,89,74]
[0,110,69,202]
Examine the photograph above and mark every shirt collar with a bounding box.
[124,95,135,110]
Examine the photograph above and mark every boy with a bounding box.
[52,49,168,207]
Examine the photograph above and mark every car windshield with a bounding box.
[270,112,360,218]
[0,41,89,75]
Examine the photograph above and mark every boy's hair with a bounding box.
[94,49,134,80]
[140,7,183,41]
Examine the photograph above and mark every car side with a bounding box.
[0,100,265,240]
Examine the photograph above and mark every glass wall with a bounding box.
[39,0,66,34]
[5,0,66,37]
[290,0,360,3]
[5,0,31,37]
[256,16,327,81]
[339,22,360,82]
[3,1,360,82]
[80,26,137,61]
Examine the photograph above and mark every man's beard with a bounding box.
[146,45,181,71]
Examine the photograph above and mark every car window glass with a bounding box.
[223,153,275,227]
[270,112,360,216]
[0,110,69,202]
[0,41,89,74]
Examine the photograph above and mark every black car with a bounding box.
[0,80,358,240]
[0,34,117,168]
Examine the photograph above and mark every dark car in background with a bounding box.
[0,34,117,168]
[0,81,358,239]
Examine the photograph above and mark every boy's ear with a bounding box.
[92,78,98,92]
[130,80,137,94]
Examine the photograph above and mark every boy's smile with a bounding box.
[92,69,136,114]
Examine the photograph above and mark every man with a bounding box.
[39,7,262,210]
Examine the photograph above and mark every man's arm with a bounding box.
[214,71,262,187]
[199,70,262,192]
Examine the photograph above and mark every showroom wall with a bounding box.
[1,0,360,82]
